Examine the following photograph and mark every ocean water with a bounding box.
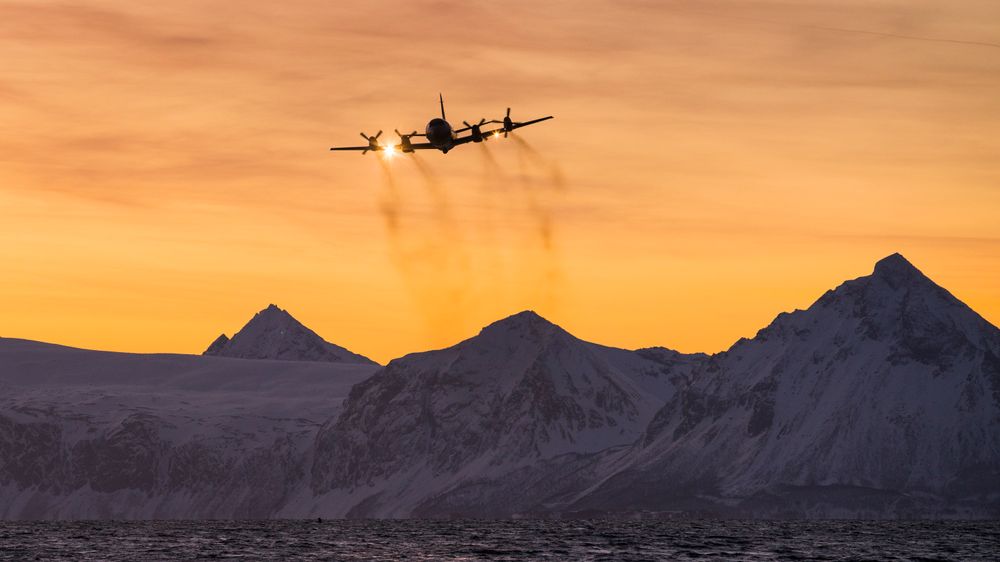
[0,519,997,561]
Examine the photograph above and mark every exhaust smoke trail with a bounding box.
[375,153,472,346]
[406,153,467,268]
[373,137,567,346]
[511,134,566,192]
[408,153,453,228]
[376,155,401,233]
[512,138,555,250]
[508,134,566,311]
[478,142,502,182]
[476,143,514,300]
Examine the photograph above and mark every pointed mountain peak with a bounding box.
[202,304,377,365]
[496,309,549,325]
[479,310,566,338]
[232,304,306,335]
[872,253,925,289]
[874,252,912,269]
[204,333,230,356]
[253,303,294,321]
[746,252,998,355]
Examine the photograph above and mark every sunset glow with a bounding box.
[1,1,999,364]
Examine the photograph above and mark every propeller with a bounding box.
[487,109,515,138]
[394,129,418,152]
[359,130,382,154]
[462,118,488,142]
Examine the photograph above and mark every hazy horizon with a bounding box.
[3,252,993,366]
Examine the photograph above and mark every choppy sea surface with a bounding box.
[0,520,997,561]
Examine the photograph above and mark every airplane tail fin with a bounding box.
[439,93,446,120]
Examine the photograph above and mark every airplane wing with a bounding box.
[451,116,554,145]
[329,142,440,153]
[405,142,438,150]
[480,115,554,138]
[450,135,482,146]
[330,128,428,153]
[508,116,554,130]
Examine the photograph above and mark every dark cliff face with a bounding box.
[0,411,310,518]
[304,256,1000,517]
[203,304,376,365]
[309,311,699,514]
[573,254,1000,517]
[0,339,377,520]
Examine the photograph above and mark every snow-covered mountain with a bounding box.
[203,304,375,365]
[0,338,377,518]
[305,311,703,517]
[569,253,1000,517]
[1,254,997,519]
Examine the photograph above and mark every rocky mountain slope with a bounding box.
[569,254,1000,517]
[203,304,375,365]
[305,311,702,517]
[0,254,997,518]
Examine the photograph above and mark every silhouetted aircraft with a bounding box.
[330,94,553,155]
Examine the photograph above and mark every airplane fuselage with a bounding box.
[425,118,454,152]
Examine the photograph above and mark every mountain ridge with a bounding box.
[203,304,376,365]
[567,252,1000,517]
[306,308,700,516]
[0,253,998,518]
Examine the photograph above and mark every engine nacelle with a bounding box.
[394,129,418,152]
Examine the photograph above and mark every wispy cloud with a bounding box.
[1,0,998,360]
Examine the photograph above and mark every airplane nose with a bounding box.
[425,120,452,146]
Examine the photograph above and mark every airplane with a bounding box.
[330,94,553,155]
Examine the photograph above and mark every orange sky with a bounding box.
[2,0,999,364]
